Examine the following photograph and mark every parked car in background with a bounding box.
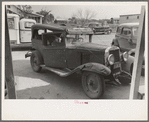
[25,24,131,99]
[86,22,112,35]
[112,22,144,75]
[111,23,139,55]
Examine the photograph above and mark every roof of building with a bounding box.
[7,14,19,18]
[10,5,43,17]
[20,18,36,23]
[55,19,67,21]
[120,14,140,17]
[118,22,139,27]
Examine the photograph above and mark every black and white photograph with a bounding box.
[1,1,148,120]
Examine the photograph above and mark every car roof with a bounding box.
[67,27,94,35]
[32,24,66,32]
[88,22,100,25]
[118,23,139,28]
[32,23,94,35]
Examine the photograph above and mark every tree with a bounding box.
[17,5,33,18]
[68,17,77,24]
[36,9,54,24]
[72,9,96,26]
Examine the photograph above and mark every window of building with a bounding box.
[7,18,15,29]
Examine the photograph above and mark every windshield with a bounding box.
[132,27,138,43]
[132,27,138,37]
[65,34,89,47]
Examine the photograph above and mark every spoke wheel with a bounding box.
[30,51,42,72]
[82,71,105,99]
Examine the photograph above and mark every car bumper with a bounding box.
[25,51,32,58]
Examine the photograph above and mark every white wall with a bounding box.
[119,14,140,24]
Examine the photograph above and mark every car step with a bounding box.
[40,65,71,77]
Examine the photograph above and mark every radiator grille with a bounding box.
[109,49,120,62]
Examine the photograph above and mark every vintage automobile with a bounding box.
[111,23,139,55]
[111,22,144,75]
[87,22,112,35]
[25,24,131,99]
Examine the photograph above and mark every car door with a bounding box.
[42,33,67,68]
[65,49,81,69]
[117,27,134,52]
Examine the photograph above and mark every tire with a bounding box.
[30,51,43,72]
[106,30,111,34]
[82,71,105,99]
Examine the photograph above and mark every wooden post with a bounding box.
[5,7,16,99]
[129,6,145,99]
[89,34,92,43]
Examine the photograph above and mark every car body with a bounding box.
[25,24,131,99]
[112,22,139,54]
[112,23,144,75]
[87,22,112,35]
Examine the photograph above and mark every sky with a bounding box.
[30,2,147,20]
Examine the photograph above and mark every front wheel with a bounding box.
[82,71,105,99]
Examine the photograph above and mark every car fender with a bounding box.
[112,38,119,46]
[121,55,134,73]
[81,63,111,76]
[128,49,136,56]
[41,63,111,77]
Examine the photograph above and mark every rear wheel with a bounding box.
[30,51,42,72]
[82,71,105,99]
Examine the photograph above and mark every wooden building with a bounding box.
[119,14,140,24]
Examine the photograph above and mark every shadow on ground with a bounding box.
[13,60,131,99]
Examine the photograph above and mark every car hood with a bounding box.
[73,42,109,51]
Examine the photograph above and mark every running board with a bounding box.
[40,65,74,77]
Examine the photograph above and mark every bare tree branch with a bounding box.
[72,8,96,26]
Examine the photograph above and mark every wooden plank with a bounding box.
[129,6,145,99]
[5,7,16,99]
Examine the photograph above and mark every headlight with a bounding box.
[122,52,128,62]
[108,54,115,65]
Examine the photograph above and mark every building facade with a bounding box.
[6,5,43,23]
[119,14,140,24]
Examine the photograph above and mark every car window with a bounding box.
[33,29,45,40]
[65,34,89,47]
[47,29,53,33]
[121,27,131,36]
[38,29,45,35]
[132,27,138,36]
[42,33,63,47]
